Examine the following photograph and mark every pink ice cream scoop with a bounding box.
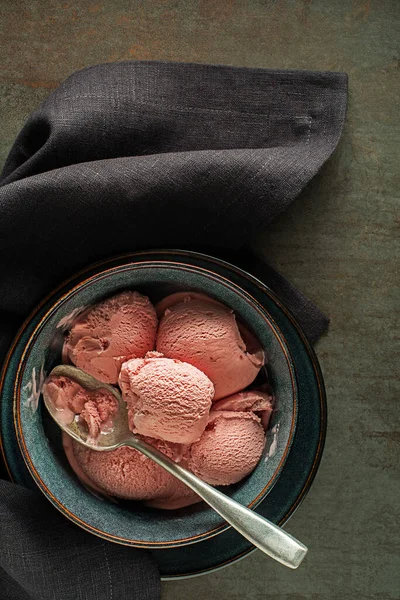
[64,434,200,509]
[119,352,214,445]
[188,410,266,486]
[213,389,274,430]
[64,291,158,384]
[43,375,118,439]
[156,294,264,400]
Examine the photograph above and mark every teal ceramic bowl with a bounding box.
[12,254,297,549]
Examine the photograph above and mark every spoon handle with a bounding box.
[126,437,308,569]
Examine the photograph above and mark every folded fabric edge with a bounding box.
[199,246,329,344]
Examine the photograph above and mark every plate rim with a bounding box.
[0,249,327,579]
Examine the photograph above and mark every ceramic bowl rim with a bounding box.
[11,256,298,548]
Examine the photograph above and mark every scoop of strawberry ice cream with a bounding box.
[64,433,200,509]
[213,389,274,430]
[156,294,264,400]
[187,410,266,486]
[119,352,214,445]
[42,375,118,439]
[64,291,158,384]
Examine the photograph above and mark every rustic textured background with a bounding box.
[1,1,399,599]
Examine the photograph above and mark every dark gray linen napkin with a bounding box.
[0,61,347,599]
[0,481,160,600]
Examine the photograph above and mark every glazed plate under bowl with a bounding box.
[0,251,326,578]
[5,254,297,549]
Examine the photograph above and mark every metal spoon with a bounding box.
[44,364,308,569]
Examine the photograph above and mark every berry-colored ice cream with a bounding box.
[64,291,157,384]
[55,289,269,509]
[119,352,214,445]
[156,294,264,400]
[213,389,274,430]
[43,375,118,439]
[63,433,199,509]
[188,410,266,486]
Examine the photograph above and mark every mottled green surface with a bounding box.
[0,1,399,599]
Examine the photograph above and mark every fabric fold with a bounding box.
[0,61,347,345]
[0,61,347,599]
[0,481,161,600]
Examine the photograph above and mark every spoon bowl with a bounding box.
[45,365,131,449]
